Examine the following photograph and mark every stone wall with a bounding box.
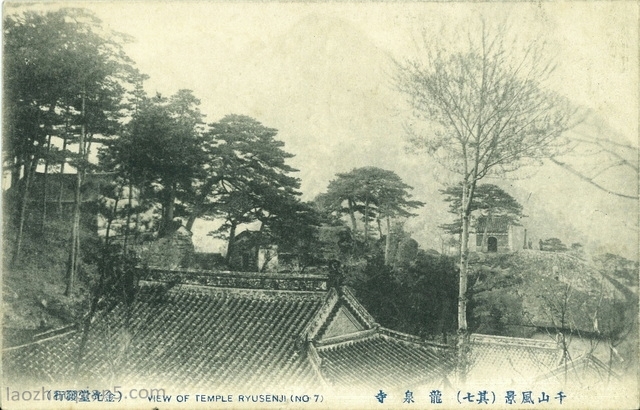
[137,226,195,269]
[475,232,509,252]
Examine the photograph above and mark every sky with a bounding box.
[86,1,637,140]
[5,1,639,258]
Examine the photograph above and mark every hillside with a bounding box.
[469,250,632,337]
[2,213,95,346]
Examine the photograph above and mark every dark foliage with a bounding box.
[439,183,525,235]
[344,249,458,341]
[539,237,568,252]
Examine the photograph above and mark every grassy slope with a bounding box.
[3,212,95,346]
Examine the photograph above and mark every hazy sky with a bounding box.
[83,1,637,139]
[6,1,638,257]
[9,2,634,137]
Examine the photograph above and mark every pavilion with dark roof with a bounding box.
[3,269,454,391]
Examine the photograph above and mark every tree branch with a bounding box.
[549,157,638,200]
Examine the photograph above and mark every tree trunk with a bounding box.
[41,133,52,232]
[164,184,176,235]
[75,255,107,377]
[40,103,56,230]
[66,211,80,296]
[105,195,119,246]
[123,180,133,252]
[185,209,198,232]
[134,183,142,245]
[364,199,369,242]
[167,186,175,223]
[57,127,68,216]
[384,216,392,265]
[347,198,358,233]
[225,221,237,266]
[186,178,218,231]
[66,91,85,296]
[457,178,476,383]
[11,153,38,267]
[459,211,470,332]
[10,156,21,189]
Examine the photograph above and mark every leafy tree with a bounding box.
[207,116,297,223]
[212,190,259,266]
[440,183,524,235]
[395,21,575,360]
[259,198,322,272]
[346,250,458,340]
[106,90,206,238]
[188,115,300,263]
[441,183,524,252]
[3,8,138,295]
[322,167,424,263]
[321,171,365,235]
[76,243,141,377]
[98,74,151,251]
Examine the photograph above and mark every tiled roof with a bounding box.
[4,272,454,390]
[466,334,562,384]
[475,216,511,233]
[4,282,325,389]
[536,353,620,386]
[305,287,454,389]
[316,331,453,389]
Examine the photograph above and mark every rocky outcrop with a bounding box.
[138,226,194,269]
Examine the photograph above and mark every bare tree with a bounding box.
[395,20,575,380]
[550,126,639,200]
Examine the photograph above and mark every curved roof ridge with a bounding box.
[315,328,380,349]
[379,327,451,349]
[140,267,330,292]
[339,286,377,327]
[149,281,327,298]
[300,288,340,341]
[535,352,620,383]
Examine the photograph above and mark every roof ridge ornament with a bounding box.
[139,267,329,292]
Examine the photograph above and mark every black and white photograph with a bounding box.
[2,1,638,408]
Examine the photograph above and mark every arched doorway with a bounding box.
[488,237,498,252]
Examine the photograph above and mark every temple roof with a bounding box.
[4,282,325,389]
[466,334,562,384]
[3,270,454,390]
[474,216,512,233]
[316,329,453,389]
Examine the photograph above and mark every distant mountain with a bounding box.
[502,111,638,259]
[191,13,637,260]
